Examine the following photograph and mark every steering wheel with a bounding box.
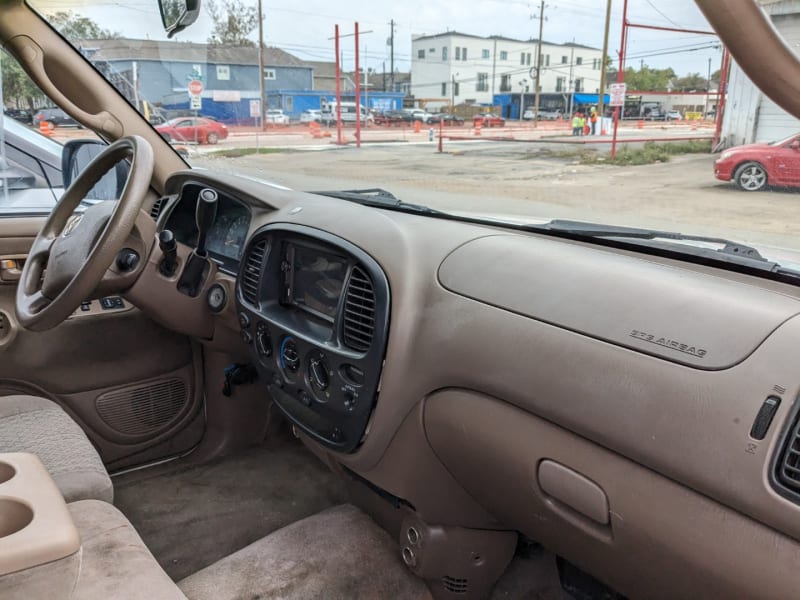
[15,135,154,332]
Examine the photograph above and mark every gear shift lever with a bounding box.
[177,188,219,297]
[195,188,218,257]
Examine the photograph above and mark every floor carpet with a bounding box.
[113,438,348,581]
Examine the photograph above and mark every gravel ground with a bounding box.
[192,140,800,253]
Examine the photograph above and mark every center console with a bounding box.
[236,224,390,453]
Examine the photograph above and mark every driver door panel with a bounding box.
[0,221,205,471]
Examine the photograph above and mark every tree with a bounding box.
[206,0,259,46]
[672,72,708,92]
[46,11,118,43]
[623,65,676,91]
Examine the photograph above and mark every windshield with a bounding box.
[19,0,800,269]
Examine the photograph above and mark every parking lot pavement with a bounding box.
[192,140,800,253]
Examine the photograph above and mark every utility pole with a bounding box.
[389,19,395,92]
[567,43,575,115]
[597,0,612,121]
[257,0,266,130]
[532,0,545,127]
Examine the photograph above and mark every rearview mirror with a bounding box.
[159,0,201,38]
[62,140,129,202]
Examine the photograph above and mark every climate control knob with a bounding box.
[280,338,300,373]
[308,352,330,391]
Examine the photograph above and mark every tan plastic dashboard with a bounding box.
[147,170,800,597]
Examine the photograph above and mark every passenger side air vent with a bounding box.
[149,197,168,221]
[777,416,800,495]
[342,265,376,352]
[241,239,267,306]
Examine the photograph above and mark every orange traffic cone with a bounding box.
[475,122,482,136]
[637,119,644,130]
[414,120,421,134]
[39,120,53,136]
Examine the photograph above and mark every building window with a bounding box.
[544,54,550,66]
[418,49,425,59]
[500,50,508,60]
[556,77,565,92]
[285,96,293,111]
[456,47,461,60]
[454,82,460,96]
[576,57,583,65]
[442,47,448,60]
[430,48,435,54]
[561,56,568,64]
[264,68,276,80]
[476,72,489,92]
[462,47,468,60]
[575,78,583,92]
[482,49,490,59]
[500,74,511,92]
[520,53,525,65]
[442,82,447,96]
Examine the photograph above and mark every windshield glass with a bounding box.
[20,0,800,268]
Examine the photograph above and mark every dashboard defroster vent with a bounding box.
[342,266,376,352]
[777,415,800,495]
[241,239,267,306]
[150,197,168,221]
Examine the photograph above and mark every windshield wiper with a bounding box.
[537,219,796,274]
[311,188,442,215]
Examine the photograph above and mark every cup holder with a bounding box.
[0,498,34,538]
[0,461,15,485]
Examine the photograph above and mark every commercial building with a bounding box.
[720,0,800,146]
[410,31,604,114]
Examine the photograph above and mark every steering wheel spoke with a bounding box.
[28,234,55,263]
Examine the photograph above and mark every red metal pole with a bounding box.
[611,0,629,159]
[625,22,715,36]
[713,47,730,148]
[438,118,443,153]
[354,22,361,148]
[335,24,343,145]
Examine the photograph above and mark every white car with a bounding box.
[300,110,321,123]
[666,110,683,121]
[265,109,290,126]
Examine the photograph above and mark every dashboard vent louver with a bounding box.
[342,266,376,352]
[777,416,800,495]
[149,197,168,221]
[241,239,267,306]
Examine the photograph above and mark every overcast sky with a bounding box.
[35,0,723,77]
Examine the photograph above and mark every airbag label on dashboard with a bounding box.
[630,330,707,358]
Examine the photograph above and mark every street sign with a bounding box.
[188,79,204,95]
[609,83,627,107]
[190,95,202,110]
[249,100,260,118]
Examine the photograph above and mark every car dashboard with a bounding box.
[128,168,800,599]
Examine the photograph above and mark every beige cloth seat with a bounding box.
[0,395,113,503]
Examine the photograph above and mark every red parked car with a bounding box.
[156,117,229,145]
[714,133,800,191]
[473,113,506,128]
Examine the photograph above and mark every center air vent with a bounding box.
[150,197,168,221]
[241,239,267,306]
[342,265,376,352]
[777,415,800,495]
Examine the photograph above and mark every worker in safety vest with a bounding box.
[571,112,581,136]
[590,107,598,135]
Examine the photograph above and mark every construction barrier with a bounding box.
[475,122,482,136]
[308,121,331,138]
[39,120,53,136]
[414,120,421,134]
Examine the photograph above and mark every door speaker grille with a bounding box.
[96,379,187,435]
[441,576,468,594]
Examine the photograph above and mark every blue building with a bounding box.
[83,38,314,124]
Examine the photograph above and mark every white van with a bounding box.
[320,102,372,125]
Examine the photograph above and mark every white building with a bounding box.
[410,32,604,108]
[721,0,800,146]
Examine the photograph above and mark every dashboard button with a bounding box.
[240,330,253,344]
[238,312,250,329]
[299,391,312,407]
[256,325,272,357]
[308,353,330,391]
[280,338,300,373]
